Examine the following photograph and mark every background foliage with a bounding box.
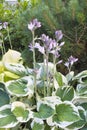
[0,0,87,73]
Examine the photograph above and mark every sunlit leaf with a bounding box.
[6,76,34,97]
[34,103,55,119]
[2,49,23,65]
[0,105,18,128]
[56,86,74,101]
[11,102,30,122]
[53,101,81,123]
[31,118,44,130]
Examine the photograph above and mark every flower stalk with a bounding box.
[32,31,37,99]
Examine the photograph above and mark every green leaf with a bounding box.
[31,118,44,130]
[4,63,27,76]
[56,86,74,101]
[0,83,10,107]
[53,101,81,122]
[37,62,55,80]
[66,107,86,130]
[0,105,18,128]
[76,84,87,96]
[0,90,10,107]
[72,70,87,84]
[6,78,29,97]
[55,72,67,87]
[66,71,74,82]
[34,103,55,119]
[11,102,30,122]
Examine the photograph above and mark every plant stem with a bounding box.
[53,55,56,94]
[46,50,49,96]
[2,34,6,54]
[32,31,37,99]
[7,26,12,49]
[43,57,46,97]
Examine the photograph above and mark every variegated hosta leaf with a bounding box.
[76,84,87,96]
[0,61,4,73]
[72,70,87,84]
[72,97,87,105]
[37,62,55,80]
[2,49,23,65]
[66,106,86,130]
[5,76,34,97]
[43,96,61,109]
[55,72,67,87]
[34,102,55,119]
[31,118,44,130]
[0,83,10,107]
[4,71,20,81]
[53,101,81,126]
[0,105,18,128]
[66,71,74,83]
[4,63,27,76]
[11,101,31,122]
[0,73,4,82]
[55,86,75,101]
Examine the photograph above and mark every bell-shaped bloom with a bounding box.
[3,22,8,29]
[55,30,63,41]
[28,19,41,31]
[65,55,78,68]
[34,43,45,54]
[41,34,57,51]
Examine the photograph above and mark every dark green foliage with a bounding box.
[1,0,87,72]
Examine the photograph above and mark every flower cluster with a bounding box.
[0,22,8,30]
[28,19,41,31]
[65,55,78,71]
[28,19,78,71]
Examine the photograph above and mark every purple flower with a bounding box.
[68,55,78,66]
[41,34,57,51]
[55,30,63,41]
[28,19,41,31]
[34,43,45,54]
[3,22,8,29]
[65,55,78,68]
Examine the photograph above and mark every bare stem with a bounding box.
[32,31,37,98]
[46,50,49,96]
[52,55,56,94]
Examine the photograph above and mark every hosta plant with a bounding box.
[0,19,87,130]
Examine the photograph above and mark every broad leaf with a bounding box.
[2,49,23,65]
[34,103,55,119]
[31,118,44,130]
[0,105,18,128]
[66,71,74,82]
[76,84,87,96]
[55,72,67,87]
[0,83,10,107]
[66,106,86,130]
[53,101,81,123]
[6,76,34,97]
[4,63,27,76]
[37,62,55,80]
[11,102,30,122]
[6,79,28,97]
[72,97,87,105]
[4,71,20,82]
[0,62,4,73]
[56,86,74,101]
[72,70,87,84]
